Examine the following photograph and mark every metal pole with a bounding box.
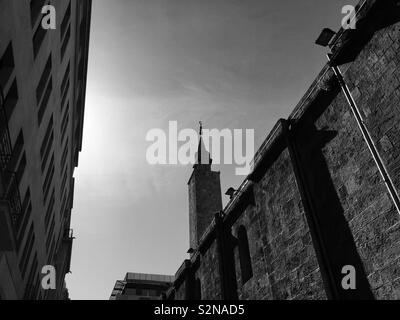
[327,54,400,216]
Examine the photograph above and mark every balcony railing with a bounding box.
[0,92,12,170]
[0,171,23,226]
[0,86,22,229]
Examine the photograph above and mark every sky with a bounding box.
[67,0,357,300]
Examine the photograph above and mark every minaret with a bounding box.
[188,122,222,251]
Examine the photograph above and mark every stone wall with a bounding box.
[166,0,400,301]
[231,149,326,300]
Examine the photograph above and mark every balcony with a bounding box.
[0,95,12,170]
[0,86,22,233]
[0,171,22,225]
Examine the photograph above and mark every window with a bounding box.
[61,25,71,61]
[60,109,69,144]
[17,202,32,251]
[42,154,54,202]
[237,225,253,285]
[38,78,52,125]
[36,55,52,104]
[30,0,46,27]
[0,42,15,89]
[33,22,47,57]
[40,116,53,158]
[60,2,71,40]
[44,189,55,231]
[46,216,55,251]
[41,116,54,172]
[60,138,69,174]
[48,235,56,264]
[61,81,70,109]
[19,223,35,278]
[23,253,38,299]
[16,153,27,184]
[8,129,24,173]
[60,190,68,221]
[61,63,70,96]
[16,187,31,233]
[3,79,18,118]
[60,165,68,200]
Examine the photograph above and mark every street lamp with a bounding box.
[315,28,336,47]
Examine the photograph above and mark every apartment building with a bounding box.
[110,273,175,300]
[0,0,91,299]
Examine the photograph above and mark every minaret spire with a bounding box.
[188,121,222,251]
[196,121,211,165]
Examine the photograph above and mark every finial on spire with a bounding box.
[199,121,203,136]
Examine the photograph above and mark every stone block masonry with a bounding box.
[165,0,400,300]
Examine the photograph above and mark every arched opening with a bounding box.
[237,225,253,285]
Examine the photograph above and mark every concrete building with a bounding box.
[166,0,400,300]
[110,273,174,300]
[0,0,91,299]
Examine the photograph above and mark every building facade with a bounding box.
[110,273,174,300]
[0,0,91,299]
[166,0,400,300]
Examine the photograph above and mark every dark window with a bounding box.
[30,0,46,27]
[3,79,18,118]
[16,153,27,184]
[36,55,52,104]
[8,129,24,173]
[40,116,54,172]
[61,63,70,95]
[17,203,32,251]
[60,110,69,145]
[237,226,253,285]
[61,81,70,109]
[61,25,71,61]
[48,235,56,264]
[38,78,52,125]
[60,165,68,199]
[31,274,40,300]
[16,187,30,233]
[61,99,69,114]
[19,223,35,278]
[42,154,54,202]
[40,116,53,158]
[33,21,47,58]
[46,216,55,251]
[0,42,15,89]
[60,138,69,174]
[23,253,38,299]
[44,189,55,230]
[60,190,68,221]
[60,2,71,40]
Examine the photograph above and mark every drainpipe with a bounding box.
[327,54,400,216]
